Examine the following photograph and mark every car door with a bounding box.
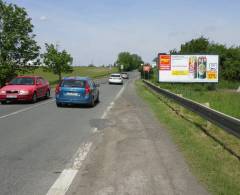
[40,77,48,95]
[36,78,45,97]
[89,80,97,100]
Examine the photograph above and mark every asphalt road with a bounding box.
[66,75,208,195]
[0,74,132,195]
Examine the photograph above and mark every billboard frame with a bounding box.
[157,53,219,83]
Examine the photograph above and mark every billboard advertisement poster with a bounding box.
[159,55,171,70]
[158,54,219,83]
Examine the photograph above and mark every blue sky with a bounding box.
[6,0,240,66]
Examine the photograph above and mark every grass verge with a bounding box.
[135,80,240,195]
[23,66,118,86]
[152,81,240,119]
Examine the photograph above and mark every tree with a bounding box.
[180,36,209,54]
[116,52,143,71]
[0,1,40,85]
[170,36,240,81]
[42,43,73,81]
[131,53,143,69]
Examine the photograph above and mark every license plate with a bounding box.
[66,92,79,96]
[7,95,17,98]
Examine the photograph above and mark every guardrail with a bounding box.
[143,80,240,139]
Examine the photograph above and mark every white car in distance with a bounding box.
[108,73,123,85]
[121,72,129,79]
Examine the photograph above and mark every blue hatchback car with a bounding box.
[55,77,99,107]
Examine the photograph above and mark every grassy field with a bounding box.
[136,80,240,195]
[22,66,118,86]
[148,68,240,119]
[155,82,240,119]
[150,79,240,119]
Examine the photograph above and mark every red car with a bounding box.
[0,76,51,104]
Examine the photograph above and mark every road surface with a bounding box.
[0,74,131,195]
[66,75,208,195]
[0,72,208,195]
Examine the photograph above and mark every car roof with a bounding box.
[62,76,90,81]
[111,73,121,75]
[15,76,39,79]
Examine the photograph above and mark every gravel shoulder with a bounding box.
[67,77,208,195]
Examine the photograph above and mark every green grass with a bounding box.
[136,80,240,195]
[218,80,240,89]
[152,82,240,119]
[22,66,118,86]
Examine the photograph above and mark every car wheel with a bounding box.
[32,92,37,103]
[45,90,50,99]
[90,97,95,107]
[96,93,100,103]
[1,101,7,105]
[56,102,62,107]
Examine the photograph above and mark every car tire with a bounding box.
[56,102,62,107]
[45,90,50,99]
[1,101,7,105]
[96,93,100,103]
[89,97,95,107]
[32,92,37,103]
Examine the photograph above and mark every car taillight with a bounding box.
[55,84,61,94]
[85,83,91,95]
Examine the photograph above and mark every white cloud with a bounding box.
[39,16,47,21]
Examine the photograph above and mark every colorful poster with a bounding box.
[159,55,171,70]
[158,55,218,83]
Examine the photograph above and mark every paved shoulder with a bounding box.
[67,78,208,195]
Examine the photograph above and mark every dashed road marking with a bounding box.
[46,83,127,195]
[92,127,98,133]
[102,85,125,119]
[46,142,92,195]
[46,169,78,195]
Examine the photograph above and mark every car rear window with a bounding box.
[9,77,34,85]
[111,74,121,77]
[61,80,86,88]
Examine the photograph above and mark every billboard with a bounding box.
[158,54,219,82]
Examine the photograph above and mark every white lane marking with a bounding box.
[0,99,55,119]
[102,104,112,119]
[114,84,125,101]
[93,127,98,133]
[46,169,78,195]
[101,85,125,119]
[47,142,92,195]
[46,84,126,195]
[72,142,92,169]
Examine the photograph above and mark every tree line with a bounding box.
[170,37,240,81]
[0,1,73,86]
[116,52,143,71]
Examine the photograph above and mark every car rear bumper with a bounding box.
[108,79,123,84]
[56,95,92,105]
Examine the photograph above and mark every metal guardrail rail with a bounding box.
[143,80,240,139]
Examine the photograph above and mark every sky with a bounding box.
[5,0,240,66]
